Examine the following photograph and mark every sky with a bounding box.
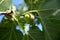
[13,0,24,6]
[0,15,4,22]
[0,0,42,32]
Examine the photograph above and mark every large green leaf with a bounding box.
[38,10,60,40]
[0,18,23,40]
[0,0,12,11]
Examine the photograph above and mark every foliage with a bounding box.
[0,0,60,40]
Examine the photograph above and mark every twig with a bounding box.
[0,11,7,15]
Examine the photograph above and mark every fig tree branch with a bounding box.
[0,11,7,15]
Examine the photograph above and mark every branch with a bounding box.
[0,11,7,15]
